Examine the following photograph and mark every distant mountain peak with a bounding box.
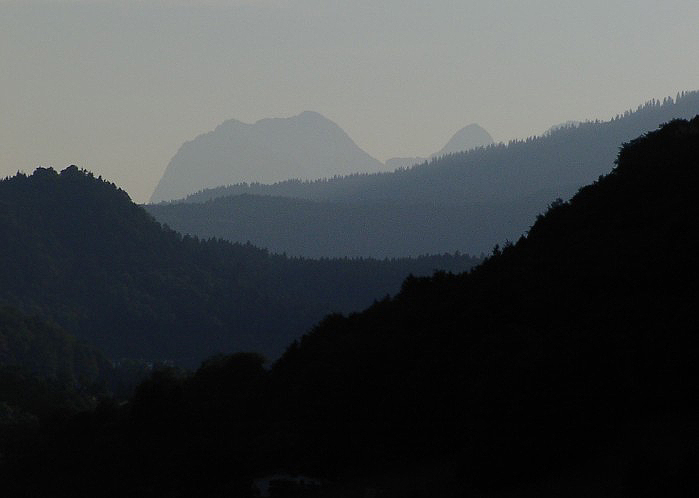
[431,123,494,158]
[150,111,382,203]
[384,123,494,170]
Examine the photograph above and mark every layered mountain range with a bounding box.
[147,92,699,257]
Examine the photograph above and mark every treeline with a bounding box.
[0,167,479,365]
[4,117,699,497]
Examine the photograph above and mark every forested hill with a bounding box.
[180,91,699,205]
[0,167,479,365]
[267,117,699,491]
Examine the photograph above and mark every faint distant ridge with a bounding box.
[150,111,383,203]
[176,91,699,205]
[384,123,494,170]
[430,123,494,158]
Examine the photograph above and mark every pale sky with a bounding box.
[2,0,698,202]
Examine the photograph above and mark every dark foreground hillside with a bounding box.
[3,119,698,497]
[0,167,479,365]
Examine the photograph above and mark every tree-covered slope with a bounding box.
[0,167,478,365]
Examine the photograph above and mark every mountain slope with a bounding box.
[0,167,478,364]
[150,111,384,203]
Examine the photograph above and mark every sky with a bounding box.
[1,0,698,203]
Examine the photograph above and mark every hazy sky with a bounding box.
[2,0,698,202]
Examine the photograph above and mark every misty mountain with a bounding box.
[149,92,699,256]
[0,167,478,365]
[384,123,494,169]
[150,111,384,203]
[11,117,699,497]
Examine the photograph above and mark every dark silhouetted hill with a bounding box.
[159,92,699,256]
[266,115,699,492]
[0,167,478,365]
[150,111,384,203]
